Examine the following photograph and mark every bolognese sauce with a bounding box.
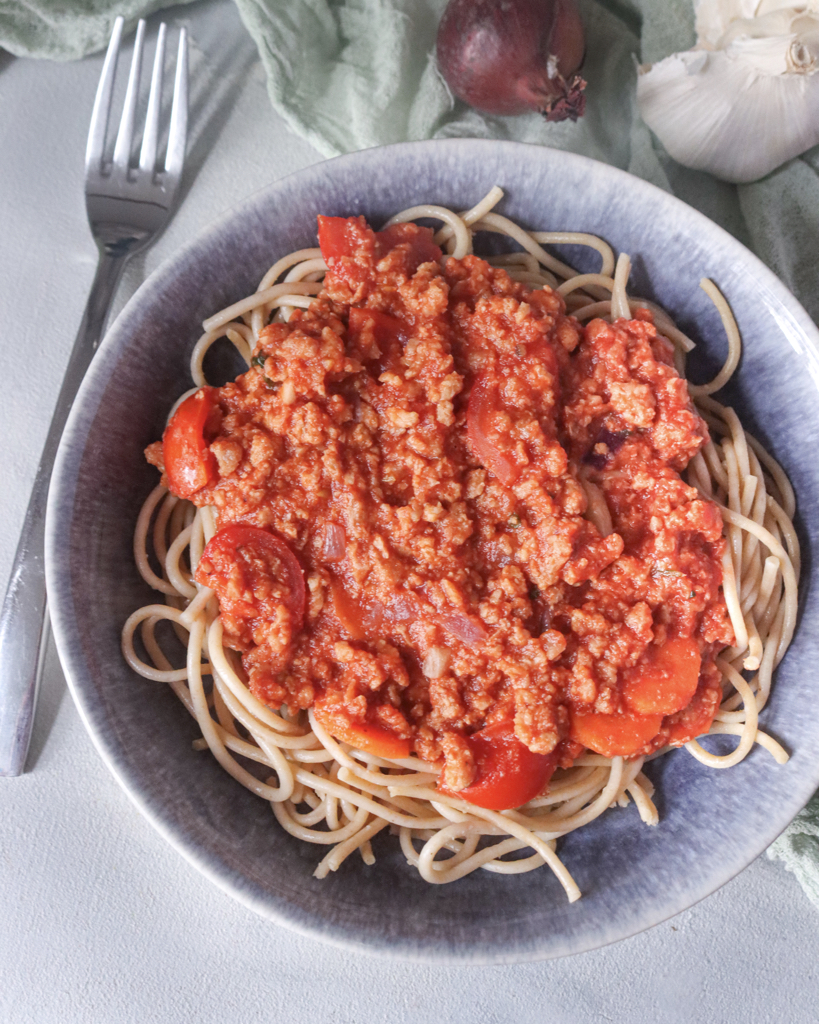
[146,215,735,806]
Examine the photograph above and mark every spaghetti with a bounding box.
[122,189,796,899]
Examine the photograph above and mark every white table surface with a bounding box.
[2,2,818,1020]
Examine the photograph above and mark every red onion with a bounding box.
[361,591,419,633]
[436,0,586,121]
[389,591,420,622]
[440,611,488,644]
[322,523,346,562]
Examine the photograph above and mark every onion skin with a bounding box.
[436,0,587,121]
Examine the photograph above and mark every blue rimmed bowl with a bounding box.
[45,139,819,963]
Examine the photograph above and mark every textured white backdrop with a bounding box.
[1,3,818,1020]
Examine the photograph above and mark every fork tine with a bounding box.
[85,15,124,172]
[138,22,167,174]
[112,19,146,171]
[164,27,188,179]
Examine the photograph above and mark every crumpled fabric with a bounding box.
[5,0,819,329]
[0,0,197,61]
[767,797,819,910]
[2,0,818,904]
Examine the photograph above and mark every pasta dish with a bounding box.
[122,188,798,899]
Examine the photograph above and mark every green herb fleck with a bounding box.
[528,585,541,601]
[650,566,684,580]
[508,512,521,528]
[251,353,279,390]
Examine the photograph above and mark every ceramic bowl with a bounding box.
[46,139,819,962]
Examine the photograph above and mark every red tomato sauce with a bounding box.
[147,215,734,800]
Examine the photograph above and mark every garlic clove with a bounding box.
[696,1,819,50]
[637,2,819,182]
[728,31,819,74]
[695,0,761,50]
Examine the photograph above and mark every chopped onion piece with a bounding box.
[323,523,346,562]
[440,612,488,644]
[423,646,452,678]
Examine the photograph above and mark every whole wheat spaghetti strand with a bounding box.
[566,299,614,321]
[287,797,331,828]
[383,204,473,259]
[134,485,179,596]
[314,817,391,877]
[432,185,506,248]
[640,300,697,352]
[202,281,321,334]
[471,211,607,296]
[211,671,319,756]
[191,722,274,764]
[416,827,541,883]
[151,489,178,568]
[610,253,631,320]
[415,814,580,899]
[718,506,797,654]
[688,279,741,396]
[191,324,253,387]
[185,616,286,801]
[626,781,659,826]
[747,433,796,519]
[291,767,450,831]
[489,251,540,274]
[273,799,370,846]
[685,658,758,769]
[688,450,713,499]
[531,231,616,277]
[525,766,601,807]
[557,274,615,298]
[211,675,235,735]
[207,618,309,737]
[122,604,209,683]
[480,844,548,875]
[765,495,801,580]
[706,723,789,763]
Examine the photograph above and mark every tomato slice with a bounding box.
[622,637,701,716]
[194,524,306,640]
[569,707,664,758]
[347,306,409,374]
[329,581,423,643]
[162,387,220,498]
[316,215,370,261]
[317,216,441,271]
[466,374,520,486]
[664,684,721,746]
[329,582,367,640]
[441,721,558,810]
[313,695,411,760]
[375,222,442,269]
[348,306,405,342]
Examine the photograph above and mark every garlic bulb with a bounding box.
[636,1,819,183]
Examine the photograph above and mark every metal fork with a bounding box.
[0,16,188,776]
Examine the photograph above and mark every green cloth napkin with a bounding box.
[0,0,198,61]
[1,0,817,908]
[768,802,819,909]
[230,0,819,329]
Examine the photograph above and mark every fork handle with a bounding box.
[0,249,129,776]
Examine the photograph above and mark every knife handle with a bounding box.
[0,464,51,776]
[0,250,127,776]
